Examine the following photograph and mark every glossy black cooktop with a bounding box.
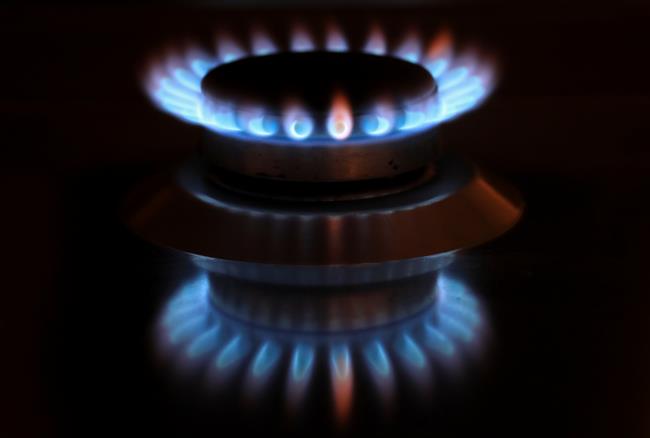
[3,4,650,437]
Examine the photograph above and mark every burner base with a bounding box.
[124,151,523,265]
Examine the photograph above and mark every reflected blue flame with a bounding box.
[190,58,218,77]
[284,106,314,140]
[438,67,470,91]
[329,344,353,421]
[187,325,220,359]
[172,68,201,93]
[425,58,449,78]
[169,314,206,345]
[291,344,315,382]
[156,271,487,416]
[363,340,391,377]
[394,333,426,369]
[216,335,249,369]
[246,115,279,137]
[145,27,496,143]
[399,110,427,131]
[330,344,352,378]
[251,341,282,377]
[422,323,455,356]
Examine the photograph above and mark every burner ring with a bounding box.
[206,162,436,203]
[200,52,438,181]
[201,127,437,182]
[201,51,436,119]
[145,25,495,155]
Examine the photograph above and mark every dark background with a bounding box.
[2,2,650,437]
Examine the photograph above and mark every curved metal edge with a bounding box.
[201,128,438,182]
[122,155,523,265]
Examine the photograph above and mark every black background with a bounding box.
[2,2,650,437]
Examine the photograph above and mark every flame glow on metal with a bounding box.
[144,23,495,143]
[156,271,487,421]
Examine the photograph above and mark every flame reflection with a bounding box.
[156,270,488,422]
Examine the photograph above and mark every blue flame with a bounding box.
[330,344,352,379]
[145,25,495,143]
[394,32,421,63]
[422,323,455,356]
[325,24,348,52]
[169,314,206,345]
[187,325,220,359]
[363,340,391,377]
[216,335,249,369]
[394,333,426,369]
[251,341,282,377]
[361,114,392,136]
[291,344,315,382]
[156,271,486,417]
[251,29,278,56]
[218,35,246,63]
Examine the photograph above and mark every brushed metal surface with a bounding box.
[124,152,523,265]
[201,128,438,181]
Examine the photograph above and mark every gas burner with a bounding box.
[128,20,522,423]
[144,23,493,181]
[146,25,492,142]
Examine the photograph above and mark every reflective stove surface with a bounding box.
[5,4,650,438]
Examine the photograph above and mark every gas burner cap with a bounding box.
[201,51,436,121]
[198,51,441,181]
[144,24,495,181]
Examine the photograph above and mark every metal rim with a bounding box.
[124,152,523,265]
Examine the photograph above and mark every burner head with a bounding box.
[144,25,496,181]
[201,51,438,182]
[202,51,436,117]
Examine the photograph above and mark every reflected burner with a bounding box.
[156,271,486,422]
